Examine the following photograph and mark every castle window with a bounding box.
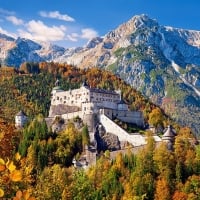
[64,96,66,99]
[71,101,74,104]
[64,101,66,104]
[57,97,59,100]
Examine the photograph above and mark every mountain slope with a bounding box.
[0,34,65,67]
[55,14,200,135]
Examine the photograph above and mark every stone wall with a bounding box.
[99,114,161,147]
[100,108,144,127]
[49,104,80,117]
[61,111,83,120]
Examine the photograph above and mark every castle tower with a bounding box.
[51,79,64,96]
[117,99,128,111]
[162,125,176,150]
[15,111,27,128]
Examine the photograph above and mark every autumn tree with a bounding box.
[153,142,175,185]
[172,191,188,200]
[174,127,196,182]
[148,107,164,131]
[155,178,171,200]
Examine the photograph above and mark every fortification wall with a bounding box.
[99,114,147,146]
[49,104,80,117]
[61,111,83,120]
[100,109,144,127]
[99,114,161,147]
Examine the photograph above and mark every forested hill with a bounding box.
[0,62,171,126]
[0,62,199,199]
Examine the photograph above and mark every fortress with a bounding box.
[48,80,144,132]
[46,81,175,168]
[47,80,161,145]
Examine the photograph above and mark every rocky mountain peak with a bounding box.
[85,37,103,49]
[129,14,159,29]
[0,33,15,41]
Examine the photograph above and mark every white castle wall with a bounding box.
[51,87,90,107]
[51,85,120,111]
[61,111,83,120]
[116,111,144,126]
[99,114,161,147]
[100,108,144,127]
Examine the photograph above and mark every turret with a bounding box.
[82,80,89,88]
[117,99,128,111]
[162,125,176,150]
[51,79,64,97]
[15,111,27,128]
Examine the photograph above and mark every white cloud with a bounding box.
[6,16,24,25]
[0,8,15,15]
[39,11,75,22]
[18,20,67,42]
[66,33,79,42]
[81,28,98,40]
[0,26,17,38]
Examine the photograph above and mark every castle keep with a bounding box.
[48,81,144,134]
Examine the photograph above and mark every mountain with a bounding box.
[55,14,200,135]
[0,34,65,67]
[0,14,200,135]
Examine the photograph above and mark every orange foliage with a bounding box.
[155,178,171,200]
[172,191,188,200]
[0,118,18,159]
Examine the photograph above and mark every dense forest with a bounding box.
[0,63,199,199]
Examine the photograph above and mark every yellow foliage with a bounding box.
[15,152,21,161]
[0,131,4,140]
[0,158,5,165]
[9,170,22,182]
[0,158,6,172]
[0,188,4,197]
[22,190,30,200]
[14,190,36,200]
[7,160,16,172]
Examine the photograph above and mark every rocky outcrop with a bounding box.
[95,124,121,152]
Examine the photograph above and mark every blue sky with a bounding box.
[0,0,199,48]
